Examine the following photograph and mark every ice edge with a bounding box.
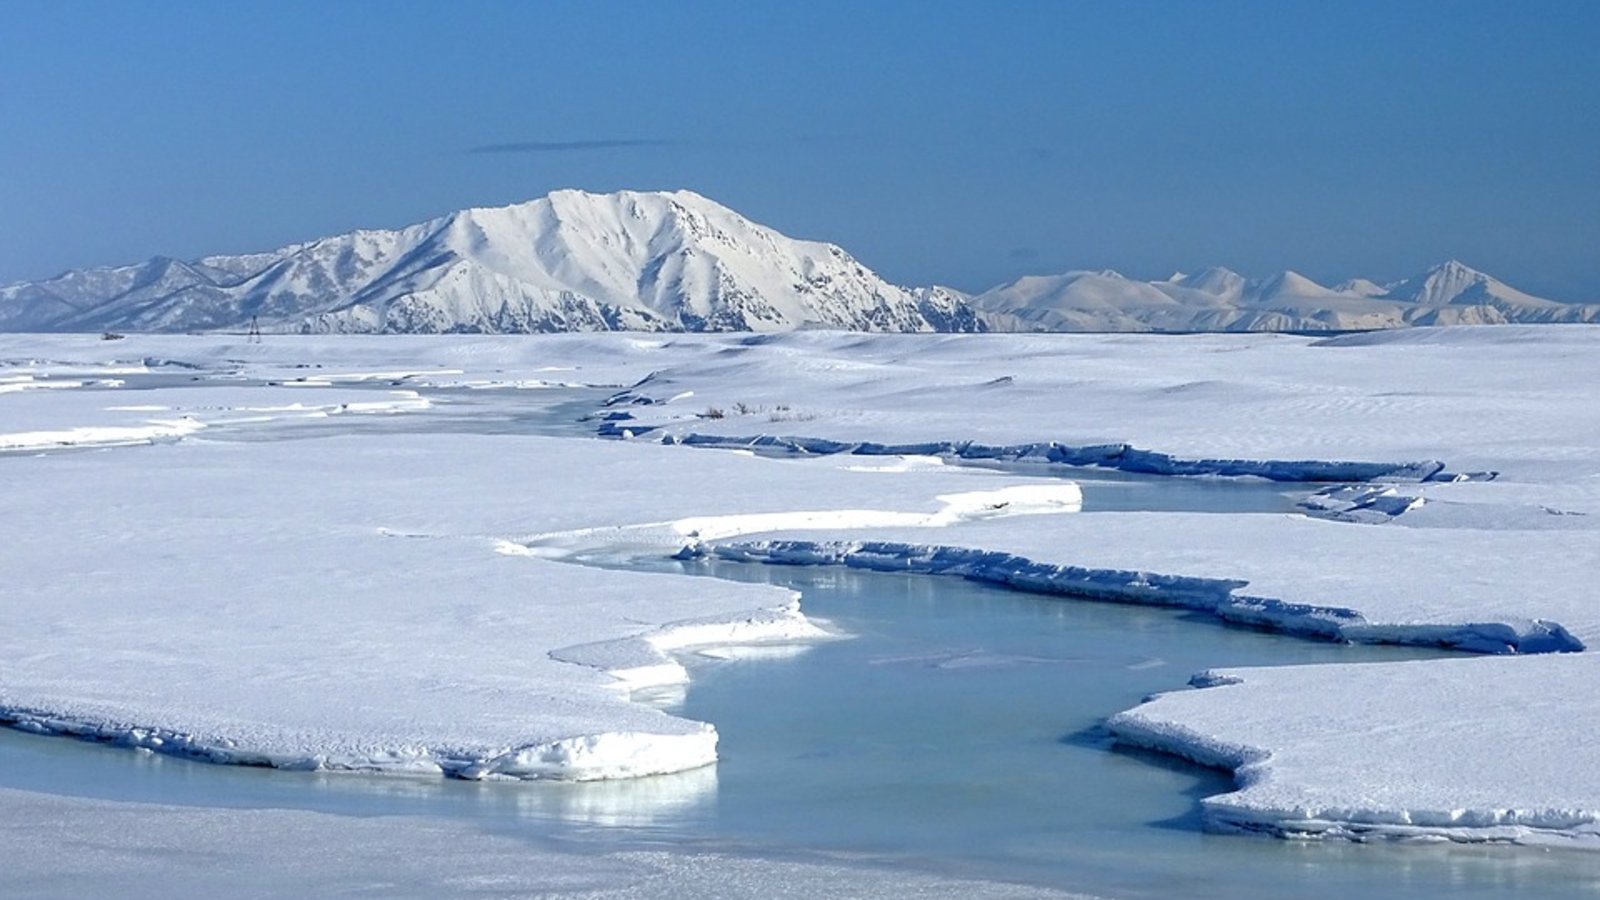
[595,412,1488,485]
[695,539,1583,654]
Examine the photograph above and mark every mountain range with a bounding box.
[970,261,1600,333]
[2,190,1594,335]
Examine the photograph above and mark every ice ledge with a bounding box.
[694,539,1583,654]
[0,600,826,782]
[0,708,717,781]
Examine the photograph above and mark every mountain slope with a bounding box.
[0,190,982,335]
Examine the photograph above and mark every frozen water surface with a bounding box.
[6,333,1600,897]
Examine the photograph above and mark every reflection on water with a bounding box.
[514,764,718,827]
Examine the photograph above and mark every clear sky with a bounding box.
[2,0,1597,297]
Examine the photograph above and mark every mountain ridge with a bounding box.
[970,259,1600,333]
[2,191,1595,334]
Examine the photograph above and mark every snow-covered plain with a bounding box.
[4,327,1600,856]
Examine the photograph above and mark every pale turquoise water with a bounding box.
[5,561,1598,897]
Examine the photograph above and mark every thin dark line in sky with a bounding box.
[467,139,677,154]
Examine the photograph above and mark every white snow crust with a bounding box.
[1105,655,1600,846]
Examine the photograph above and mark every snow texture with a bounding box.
[6,327,1600,846]
[1105,655,1600,847]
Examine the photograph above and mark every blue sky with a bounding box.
[2,0,1597,297]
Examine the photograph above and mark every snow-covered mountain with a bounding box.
[0,190,982,335]
[973,261,1600,333]
[3,190,1595,335]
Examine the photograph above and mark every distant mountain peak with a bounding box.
[1253,270,1336,299]
[1384,259,1526,308]
[1173,267,1247,299]
[1335,278,1388,297]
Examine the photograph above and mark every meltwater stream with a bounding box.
[6,383,1600,897]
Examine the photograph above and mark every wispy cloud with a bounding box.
[467,139,677,155]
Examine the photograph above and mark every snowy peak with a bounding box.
[0,190,983,335]
[1335,278,1388,297]
[1251,270,1339,302]
[1381,259,1556,309]
[1174,267,1247,300]
[1386,259,1492,305]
